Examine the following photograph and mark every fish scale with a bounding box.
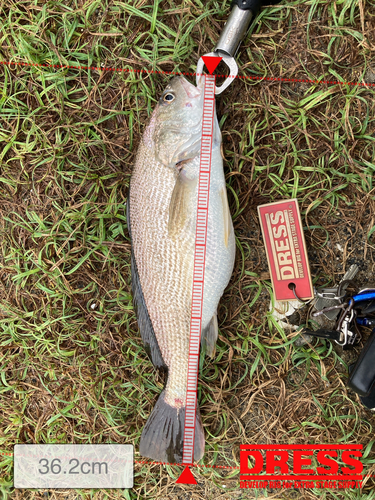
[128,76,235,463]
[130,147,193,403]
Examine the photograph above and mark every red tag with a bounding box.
[257,199,314,302]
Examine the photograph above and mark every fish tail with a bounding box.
[139,390,205,464]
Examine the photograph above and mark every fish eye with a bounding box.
[163,92,175,102]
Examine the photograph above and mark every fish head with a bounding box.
[144,76,205,168]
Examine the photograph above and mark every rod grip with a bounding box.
[231,0,282,13]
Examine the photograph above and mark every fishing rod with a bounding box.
[196,0,283,94]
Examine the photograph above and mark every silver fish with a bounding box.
[127,76,235,463]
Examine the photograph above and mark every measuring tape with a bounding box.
[182,74,216,465]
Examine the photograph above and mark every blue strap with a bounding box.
[352,292,375,303]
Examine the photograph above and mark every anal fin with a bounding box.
[220,187,231,248]
[201,313,218,358]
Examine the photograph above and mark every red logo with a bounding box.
[257,199,314,301]
[240,445,363,490]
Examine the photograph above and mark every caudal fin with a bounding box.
[139,390,205,463]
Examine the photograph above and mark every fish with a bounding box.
[127,75,236,463]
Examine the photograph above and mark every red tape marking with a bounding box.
[0,451,239,469]
[134,460,239,469]
[1,60,375,87]
[3,451,375,477]
[182,74,216,465]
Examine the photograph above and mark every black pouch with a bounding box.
[348,328,375,408]
[355,299,375,316]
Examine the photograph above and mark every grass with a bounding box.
[1,0,375,498]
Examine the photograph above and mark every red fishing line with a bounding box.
[1,60,374,87]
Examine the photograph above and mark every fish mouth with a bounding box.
[179,76,201,99]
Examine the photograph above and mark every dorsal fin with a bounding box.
[127,194,166,370]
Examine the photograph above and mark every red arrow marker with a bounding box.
[176,466,197,484]
[201,56,222,75]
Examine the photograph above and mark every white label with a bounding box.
[14,444,133,489]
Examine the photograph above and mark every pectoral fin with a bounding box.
[220,187,232,248]
[168,171,196,238]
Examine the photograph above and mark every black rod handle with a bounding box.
[215,0,283,58]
